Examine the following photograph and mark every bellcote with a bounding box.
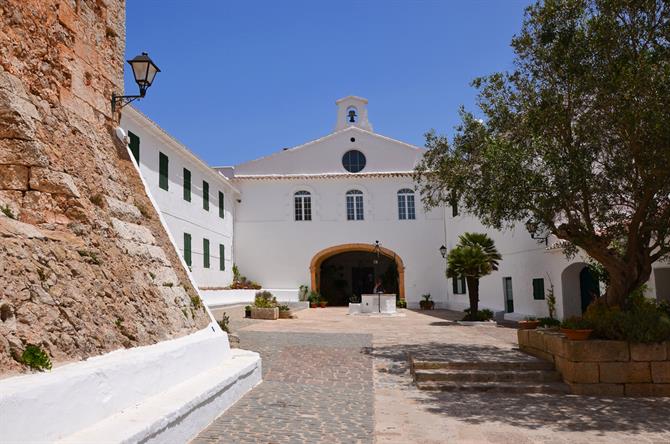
[335,96,373,132]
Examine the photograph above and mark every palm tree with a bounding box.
[446,232,502,316]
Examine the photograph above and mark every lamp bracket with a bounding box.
[111,92,145,113]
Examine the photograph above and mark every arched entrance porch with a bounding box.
[310,243,405,305]
[561,262,599,318]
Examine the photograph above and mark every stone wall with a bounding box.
[0,0,210,376]
[518,329,670,396]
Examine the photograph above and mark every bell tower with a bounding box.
[335,96,373,132]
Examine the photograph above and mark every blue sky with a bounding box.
[125,1,532,166]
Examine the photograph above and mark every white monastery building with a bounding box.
[121,97,670,320]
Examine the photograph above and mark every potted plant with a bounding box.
[250,291,279,320]
[319,299,328,308]
[278,304,291,319]
[396,298,407,309]
[308,291,319,308]
[560,316,593,340]
[419,293,434,310]
[244,305,251,318]
[518,316,540,330]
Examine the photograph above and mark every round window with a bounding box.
[342,150,366,173]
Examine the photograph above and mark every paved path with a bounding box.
[197,307,670,443]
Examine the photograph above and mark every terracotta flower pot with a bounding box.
[310,303,318,308]
[319,302,327,308]
[518,320,540,330]
[560,328,593,341]
[279,310,291,319]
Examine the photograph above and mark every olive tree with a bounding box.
[415,0,670,308]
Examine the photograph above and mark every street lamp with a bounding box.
[111,52,161,113]
[439,245,447,259]
[525,219,549,246]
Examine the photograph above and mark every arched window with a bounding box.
[397,188,415,220]
[346,190,364,220]
[342,150,366,173]
[294,190,312,221]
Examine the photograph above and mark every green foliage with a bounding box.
[254,291,277,308]
[538,317,561,328]
[396,299,407,309]
[545,278,557,319]
[190,293,203,310]
[218,312,230,333]
[414,0,670,307]
[232,264,241,282]
[462,308,493,321]
[421,293,432,302]
[21,344,52,371]
[1,204,15,219]
[307,291,321,303]
[278,304,290,312]
[561,316,593,330]
[227,265,261,289]
[446,233,501,280]
[584,297,670,343]
[299,284,309,301]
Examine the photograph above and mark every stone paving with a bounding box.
[197,306,670,443]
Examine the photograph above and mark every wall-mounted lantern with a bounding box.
[111,52,160,113]
[439,245,447,259]
[525,219,549,246]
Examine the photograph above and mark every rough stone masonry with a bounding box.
[0,0,210,376]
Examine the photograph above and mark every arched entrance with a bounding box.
[561,262,599,317]
[310,243,405,305]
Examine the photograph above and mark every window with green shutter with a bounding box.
[452,275,466,294]
[203,238,210,268]
[183,168,191,202]
[218,191,224,219]
[203,181,209,210]
[533,278,545,300]
[183,233,191,267]
[219,244,225,271]
[159,152,169,190]
[128,130,140,163]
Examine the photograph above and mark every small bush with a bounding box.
[396,299,407,308]
[1,204,16,219]
[308,291,321,303]
[538,317,561,328]
[462,308,493,321]
[21,344,52,371]
[254,291,277,308]
[218,312,230,333]
[561,316,592,330]
[584,298,670,343]
[278,304,290,312]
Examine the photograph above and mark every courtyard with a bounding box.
[197,307,670,443]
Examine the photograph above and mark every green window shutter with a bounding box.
[218,191,224,219]
[533,278,545,300]
[452,276,458,294]
[128,131,140,163]
[203,181,209,210]
[203,238,210,268]
[183,168,191,202]
[219,244,225,271]
[159,152,169,190]
[183,233,191,267]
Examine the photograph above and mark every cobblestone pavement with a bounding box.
[194,328,374,444]
[198,307,670,443]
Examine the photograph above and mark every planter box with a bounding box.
[250,307,279,320]
[348,303,361,315]
[518,329,670,397]
[278,310,291,319]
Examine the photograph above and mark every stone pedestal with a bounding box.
[361,294,396,314]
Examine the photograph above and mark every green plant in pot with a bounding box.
[278,304,291,319]
[518,316,540,330]
[244,305,251,318]
[319,298,328,308]
[560,316,593,340]
[308,291,320,308]
[419,293,434,310]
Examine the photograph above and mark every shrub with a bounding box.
[462,308,493,321]
[538,317,561,328]
[1,204,16,219]
[396,299,407,309]
[21,344,52,371]
[254,291,277,308]
[308,291,320,303]
[218,312,230,333]
[422,293,432,302]
[584,298,670,343]
[278,304,290,312]
[561,316,593,330]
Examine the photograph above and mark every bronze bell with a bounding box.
[348,109,357,123]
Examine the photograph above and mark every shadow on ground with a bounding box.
[367,341,670,434]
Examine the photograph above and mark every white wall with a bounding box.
[232,176,449,307]
[121,108,236,288]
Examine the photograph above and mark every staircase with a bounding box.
[410,356,569,394]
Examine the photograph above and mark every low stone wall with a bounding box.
[518,329,670,396]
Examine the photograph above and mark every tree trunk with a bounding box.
[603,256,653,308]
[466,277,479,313]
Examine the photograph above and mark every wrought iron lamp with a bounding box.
[111,52,160,112]
[525,220,549,246]
[439,245,447,259]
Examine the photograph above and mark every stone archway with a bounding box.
[310,243,405,300]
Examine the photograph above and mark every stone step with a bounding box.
[414,369,563,383]
[411,359,555,372]
[415,381,570,394]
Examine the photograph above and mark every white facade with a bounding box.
[121,108,237,288]
[123,97,670,317]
